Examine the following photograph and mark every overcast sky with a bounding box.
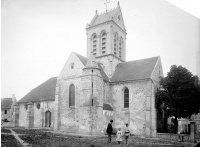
[1,0,200,100]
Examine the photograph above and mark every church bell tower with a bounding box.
[86,2,127,78]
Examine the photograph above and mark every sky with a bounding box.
[1,0,200,100]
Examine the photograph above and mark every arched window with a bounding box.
[69,84,75,107]
[101,31,107,54]
[124,88,129,108]
[119,37,123,58]
[114,33,118,55]
[92,34,97,56]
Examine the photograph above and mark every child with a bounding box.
[124,123,130,145]
[116,128,123,144]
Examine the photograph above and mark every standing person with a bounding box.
[116,128,123,145]
[106,120,113,144]
[124,123,130,145]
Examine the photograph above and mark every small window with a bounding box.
[70,63,74,69]
[4,110,7,114]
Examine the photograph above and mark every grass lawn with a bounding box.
[1,128,11,133]
[12,128,50,134]
[9,128,192,147]
[1,134,22,147]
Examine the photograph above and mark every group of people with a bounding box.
[106,120,131,145]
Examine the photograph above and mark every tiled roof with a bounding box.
[18,77,57,103]
[89,8,118,27]
[1,98,12,109]
[103,103,114,111]
[110,56,159,82]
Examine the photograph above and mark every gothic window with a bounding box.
[114,33,118,56]
[92,34,97,56]
[124,88,129,108]
[101,31,107,54]
[119,37,123,58]
[69,84,75,107]
[4,110,7,114]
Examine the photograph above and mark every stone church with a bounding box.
[14,3,163,137]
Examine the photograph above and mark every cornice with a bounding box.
[86,20,127,35]
[95,54,124,62]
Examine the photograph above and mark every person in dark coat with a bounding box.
[106,120,113,144]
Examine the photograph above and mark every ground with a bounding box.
[1,127,194,147]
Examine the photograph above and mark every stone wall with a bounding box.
[19,103,28,127]
[18,101,55,128]
[1,109,12,121]
[33,102,41,127]
[96,55,122,78]
[58,52,85,80]
[108,79,156,137]
[58,78,80,132]
[56,51,86,132]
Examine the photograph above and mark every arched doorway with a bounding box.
[45,111,51,127]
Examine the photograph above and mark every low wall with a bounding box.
[156,133,191,142]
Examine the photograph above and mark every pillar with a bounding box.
[12,104,19,127]
[27,102,34,128]
[190,122,195,142]
[54,82,61,131]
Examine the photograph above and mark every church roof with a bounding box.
[1,98,12,109]
[111,56,159,82]
[75,52,87,65]
[89,8,118,26]
[88,4,126,32]
[18,77,57,103]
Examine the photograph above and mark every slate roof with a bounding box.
[18,77,57,103]
[75,52,87,65]
[89,8,118,27]
[1,98,12,109]
[103,103,114,111]
[110,56,159,82]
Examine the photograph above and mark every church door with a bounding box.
[45,111,51,128]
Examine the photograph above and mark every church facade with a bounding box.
[14,3,163,137]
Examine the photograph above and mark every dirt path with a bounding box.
[9,129,32,147]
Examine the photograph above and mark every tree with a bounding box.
[156,65,200,133]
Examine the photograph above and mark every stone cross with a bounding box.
[104,0,110,12]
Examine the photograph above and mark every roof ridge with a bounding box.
[120,56,159,64]
[30,77,57,92]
